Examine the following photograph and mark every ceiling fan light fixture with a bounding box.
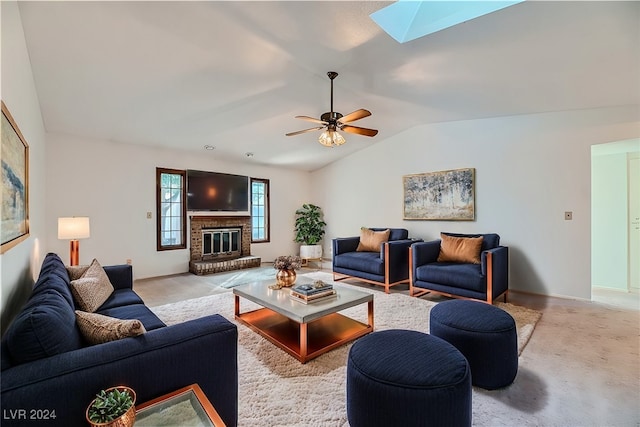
[318,130,346,147]
[287,71,377,145]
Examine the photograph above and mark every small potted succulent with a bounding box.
[86,386,136,427]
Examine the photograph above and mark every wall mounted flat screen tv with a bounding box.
[186,170,249,212]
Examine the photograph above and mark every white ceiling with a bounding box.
[16,1,640,171]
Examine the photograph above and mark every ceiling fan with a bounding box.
[286,71,378,147]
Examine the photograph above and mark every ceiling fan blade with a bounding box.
[341,125,378,137]
[337,109,371,124]
[286,126,325,137]
[295,115,327,125]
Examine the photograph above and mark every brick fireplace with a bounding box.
[189,216,261,275]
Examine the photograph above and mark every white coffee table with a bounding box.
[233,279,374,363]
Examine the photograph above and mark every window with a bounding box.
[251,178,270,243]
[156,168,186,251]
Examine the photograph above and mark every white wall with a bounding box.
[591,152,628,290]
[0,1,48,326]
[45,133,311,279]
[311,106,639,300]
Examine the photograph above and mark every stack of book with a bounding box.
[289,281,336,304]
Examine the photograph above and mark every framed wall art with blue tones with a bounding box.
[1,101,30,253]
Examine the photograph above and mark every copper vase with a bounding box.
[276,269,297,287]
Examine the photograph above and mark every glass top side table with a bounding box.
[135,384,225,427]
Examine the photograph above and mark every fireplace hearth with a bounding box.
[189,216,260,275]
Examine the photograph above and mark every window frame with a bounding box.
[250,177,270,243]
[156,167,187,251]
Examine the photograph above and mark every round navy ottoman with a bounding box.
[430,300,518,390]
[346,329,471,427]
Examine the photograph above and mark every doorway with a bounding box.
[628,153,639,291]
[591,139,640,309]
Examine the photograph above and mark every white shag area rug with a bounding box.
[151,272,541,427]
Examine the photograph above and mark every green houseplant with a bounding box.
[86,386,136,427]
[294,204,327,260]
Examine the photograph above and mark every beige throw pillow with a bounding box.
[75,311,146,345]
[437,233,484,264]
[69,259,114,312]
[66,265,90,281]
[356,228,390,252]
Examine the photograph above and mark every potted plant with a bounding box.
[294,204,327,260]
[86,386,136,427]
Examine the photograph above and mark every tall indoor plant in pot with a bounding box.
[294,204,327,260]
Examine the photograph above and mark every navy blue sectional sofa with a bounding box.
[1,253,238,427]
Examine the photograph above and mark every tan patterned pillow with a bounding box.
[356,228,390,252]
[66,265,90,281]
[437,233,484,264]
[75,311,146,345]
[69,259,114,312]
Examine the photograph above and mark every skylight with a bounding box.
[370,0,525,43]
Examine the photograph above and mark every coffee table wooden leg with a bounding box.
[300,322,308,361]
[368,299,374,329]
[235,295,240,316]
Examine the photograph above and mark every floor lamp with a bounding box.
[58,217,91,266]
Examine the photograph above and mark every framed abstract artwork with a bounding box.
[403,168,475,221]
[1,101,30,253]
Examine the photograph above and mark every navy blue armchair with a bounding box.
[333,228,419,294]
[409,233,509,304]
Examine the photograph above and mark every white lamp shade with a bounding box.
[58,217,91,240]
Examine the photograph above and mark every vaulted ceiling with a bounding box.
[16,1,640,171]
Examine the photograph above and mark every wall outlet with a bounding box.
[564,211,573,220]
[146,211,152,219]
[126,259,132,265]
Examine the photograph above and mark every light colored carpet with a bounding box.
[151,272,542,427]
[494,301,542,355]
